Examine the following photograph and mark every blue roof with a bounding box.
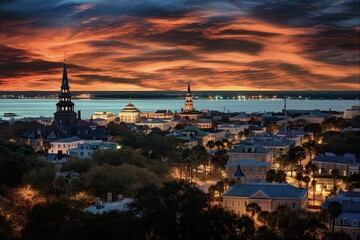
[223,183,307,199]
[228,144,269,153]
[234,165,245,177]
[50,137,82,143]
[226,159,270,168]
[313,156,358,165]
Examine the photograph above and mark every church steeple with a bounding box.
[62,63,69,89]
[54,62,77,126]
[183,81,194,113]
[234,164,245,185]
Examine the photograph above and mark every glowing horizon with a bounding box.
[0,1,359,91]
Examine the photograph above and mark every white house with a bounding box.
[49,137,84,155]
[68,140,118,158]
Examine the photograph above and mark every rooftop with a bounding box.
[84,198,134,214]
[50,137,83,143]
[223,183,307,199]
[226,159,270,168]
[121,103,140,113]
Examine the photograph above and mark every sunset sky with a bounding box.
[0,0,359,91]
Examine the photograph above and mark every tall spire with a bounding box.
[61,63,69,89]
[54,62,77,126]
[183,81,194,112]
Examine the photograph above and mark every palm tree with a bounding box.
[296,172,303,188]
[311,179,317,205]
[246,202,262,218]
[303,140,317,161]
[303,175,310,189]
[327,201,342,240]
[206,140,215,154]
[275,154,289,171]
[214,140,224,150]
[289,146,307,166]
[305,161,318,176]
[331,169,340,193]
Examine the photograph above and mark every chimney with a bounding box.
[95,197,101,209]
[118,194,124,201]
[78,110,81,120]
[107,192,112,203]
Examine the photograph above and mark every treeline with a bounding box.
[2,181,346,240]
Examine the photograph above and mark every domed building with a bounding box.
[119,102,140,123]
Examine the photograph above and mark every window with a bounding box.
[343,219,348,226]
[231,201,234,207]
[238,201,241,207]
[244,201,248,206]
[352,220,357,227]
[292,202,296,208]
[80,152,84,156]
[353,231,357,239]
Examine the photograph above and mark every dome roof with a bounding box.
[121,103,140,113]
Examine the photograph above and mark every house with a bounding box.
[140,110,174,120]
[191,118,213,129]
[49,137,84,155]
[312,153,359,191]
[313,153,360,177]
[91,111,117,123]
[204,129,226,143]
[225,159,270,181]
[227,144,272,163]
[277,128,313,146]
[344,106,360,119]
[166,125,210,147]
[135,119,171,131]
[248,125,267,134]
[229,113,252,122]
[218,122,248,135]
[295,113,329,124]
[322,190,360,239]
[223,165,307,215]
[84,193,134,214]
[244,133,294,161]
[68,140,118,158]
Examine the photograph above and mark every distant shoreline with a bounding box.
[0,91,359,100]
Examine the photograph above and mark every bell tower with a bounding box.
[183,81,195,112]
[54,62,77,125]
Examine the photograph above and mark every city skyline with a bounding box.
[0,0,359,91]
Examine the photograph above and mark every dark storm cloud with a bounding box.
[301,28,360,51]
[146,29,263,54]
[250,0,359,27]
[117,49,198,63]
[218,29,280,37]
[75,74,144,85]
[0,45,93,79]
[304,50,359,66]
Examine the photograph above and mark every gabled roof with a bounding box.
[223,183,307,199]
[249,190,271,199]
